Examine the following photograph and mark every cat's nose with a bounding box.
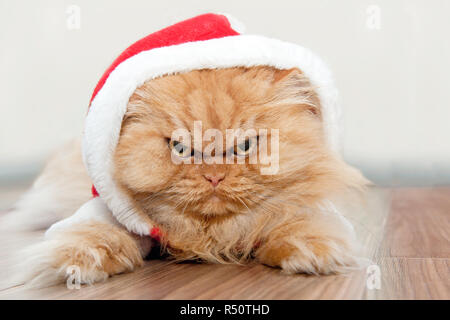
[203,173,225,187]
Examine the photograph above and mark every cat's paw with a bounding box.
[281,237,360,274]
[257,234,361,275]
[17,222,145,287]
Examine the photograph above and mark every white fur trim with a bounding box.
[84,35,341,235]
[45,197,120,238]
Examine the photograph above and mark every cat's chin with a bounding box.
[209,194,221,202]
[192,194,241,216]
[201,196,230,215]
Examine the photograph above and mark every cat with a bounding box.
[7,66,367,286]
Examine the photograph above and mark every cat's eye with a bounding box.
[234,137,257,157]
[169,140,193,158]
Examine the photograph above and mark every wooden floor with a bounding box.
[0,187,448,299]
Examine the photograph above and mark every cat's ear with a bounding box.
[271,68,321,116]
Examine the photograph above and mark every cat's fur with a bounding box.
[8,66,367,286]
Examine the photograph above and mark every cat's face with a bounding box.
[114,67,346,218]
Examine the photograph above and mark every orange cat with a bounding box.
[115,66,366,266]
[11,66,366,286]
[7,14,368,286]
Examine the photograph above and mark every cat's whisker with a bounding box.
[180,200,190,216]
[235,196,253,215]
[140,186,174,203]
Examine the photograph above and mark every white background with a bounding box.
[1,0,449,186]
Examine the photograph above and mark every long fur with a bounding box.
[1,139,91,231]
[12,67,368,287]
[114,67,367,268]
[17,222,145,287]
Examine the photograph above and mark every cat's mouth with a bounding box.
[193,189,253,216]
[204,190,228,207]
[167,182,256,217]
[208,194,222,202]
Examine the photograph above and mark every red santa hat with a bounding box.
[60,13,341,237]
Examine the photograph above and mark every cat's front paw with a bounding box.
[283,237,361,274]
[18,222,145,287]
[257,234,360,275]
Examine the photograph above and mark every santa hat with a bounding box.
[49,13,341,237]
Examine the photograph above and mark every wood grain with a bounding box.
[383,188,450,258]
[0,187,448,299]
[374,257,449,299]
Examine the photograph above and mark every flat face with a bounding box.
[113,66,340,218]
